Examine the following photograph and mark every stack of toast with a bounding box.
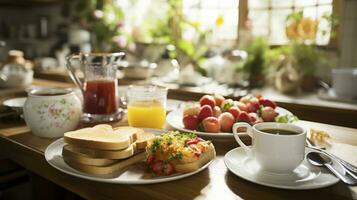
[62,124,155,175]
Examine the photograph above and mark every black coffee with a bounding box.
[260,128,300,135]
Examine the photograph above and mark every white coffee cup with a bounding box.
[233,122,306,173]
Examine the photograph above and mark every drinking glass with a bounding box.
[126,85,167,129]
[66,52,125,122]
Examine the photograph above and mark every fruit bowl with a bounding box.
[167,94,295,139]
[166,107,293,139]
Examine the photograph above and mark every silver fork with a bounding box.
[306,138,357,180]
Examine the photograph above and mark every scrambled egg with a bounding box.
[147,131,211,164]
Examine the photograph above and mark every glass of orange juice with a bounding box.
[127,85,167,129]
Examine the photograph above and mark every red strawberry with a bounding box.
[197,105,213,121]
[186,137,204,145]
[151,161,175,176]
[152,161,164,175]
[259,99,277,109]
[228,106,240,119]
[146,155,155,165]
[213,94,225,107]
[246,101,260,113]
[183,115,199,130]
[219,112,235,132]
[237,111,251,123]
[200,95,216,109]
[202,117,220,133]
[163,162,174,175]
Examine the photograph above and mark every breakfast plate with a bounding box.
[166,107,293,139]
[45,128,213,184]
[224,146,341,190]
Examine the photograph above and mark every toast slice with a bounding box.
[62,145,118,166]
[64,125,143,150]
[63,143,138,160]
[174,143,215,173]
[62,131,155,160]
[63,152,146,175]
[136,131,156,150]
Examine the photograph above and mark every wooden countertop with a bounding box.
[0,79,357,199]
[1,117,357,199]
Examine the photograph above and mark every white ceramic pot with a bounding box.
[0,63,33,88]
[332,68,357,98]
[23,88,82,138]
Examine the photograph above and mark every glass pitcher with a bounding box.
[66,52,125,122]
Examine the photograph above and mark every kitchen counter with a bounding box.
[33,70,357,127]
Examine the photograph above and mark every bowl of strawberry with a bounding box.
[166,94,296,138]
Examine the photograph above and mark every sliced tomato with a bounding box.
[186,137,204,145]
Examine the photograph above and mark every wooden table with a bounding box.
[1,119,357,200]
[1,79,357,199]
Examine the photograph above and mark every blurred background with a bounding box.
[0,0,356,94]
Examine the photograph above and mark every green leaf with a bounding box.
[274,114,299,123]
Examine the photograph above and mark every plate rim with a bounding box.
[45,129,213,184]
[223,146,340,190]
[166,106,293,139]
[2,97,27,108]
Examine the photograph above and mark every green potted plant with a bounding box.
[285,10,338,92]
[240,37,269,88]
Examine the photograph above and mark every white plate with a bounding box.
[224,147,341,190]
[45,128,213,184]
[2,97,27,112]
[167,99,183,112]
[166,107,292,139]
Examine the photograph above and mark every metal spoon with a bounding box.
[307,152,357,185]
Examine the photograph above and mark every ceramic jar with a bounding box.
[23,88,82,138]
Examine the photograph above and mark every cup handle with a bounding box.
[233,122,253,157]
[66,54,84,94]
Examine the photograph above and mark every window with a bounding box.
[182,0,239,41]
[115,0,335,46]
[247,0,333,45]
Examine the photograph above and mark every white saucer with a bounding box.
[2,97,27,113]
[224,147,341,190]
[318,88,357,104]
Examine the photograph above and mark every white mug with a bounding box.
[233,122,306,173]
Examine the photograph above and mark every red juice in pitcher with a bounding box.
[83,80,117,114]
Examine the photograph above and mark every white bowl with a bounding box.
[332,68,357,98]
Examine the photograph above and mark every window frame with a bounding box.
[237,0,340,49]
